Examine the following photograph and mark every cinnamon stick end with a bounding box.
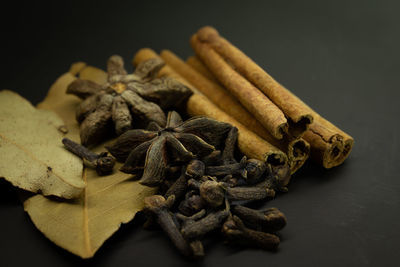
[288,114,313,138]
[323,137,354,169]
[275,122,289,140]
[132,48,156,67]
[197,26,220,43]
[287,138,310,174]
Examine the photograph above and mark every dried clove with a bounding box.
[187,178,203,190]
[178,191,206,216]
[222,215,280,251]
[189,240,204,259]
[206,156,248,178]
[255,164,291,193]
[271,164,291,189]
[232,205,287,233]
[132,110,288,258]
[62,138,115,175]
[144,195,192,257]
[199,180,225,208]
[226,185,275,202]
[185,160,205,179]
[176,210,207,259]
[180,202,230,240]
[221,127,238,164]
[164,168,188,200]
[245,158,267,184]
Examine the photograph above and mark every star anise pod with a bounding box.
[66,55,192,146]
[106,111,233,187]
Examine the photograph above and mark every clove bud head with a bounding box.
[144,195,175,214]
[245,159,267,183]
[185,160,205,179]
[96,152,116,175]
[178,193,205,216]
[200,180,225,208]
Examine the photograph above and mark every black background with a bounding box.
[1,1,399,266]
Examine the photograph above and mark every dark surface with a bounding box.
[1,1,399,266]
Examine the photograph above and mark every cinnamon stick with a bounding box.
[190,34,288,140]
[186,56,219,83]
[132,48,289,171]
[160,49,309,173]
[193,26,353,168]
[195,26,313,138]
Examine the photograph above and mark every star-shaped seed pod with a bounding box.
[67,55,192,146]
[106,111,233,187]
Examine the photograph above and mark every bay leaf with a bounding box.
[0,90,85,198]
[23,64,156,258]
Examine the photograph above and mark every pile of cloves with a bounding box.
[136,121,289,259]
[62,102,290,258]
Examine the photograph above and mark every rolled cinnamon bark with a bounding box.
[160,49,309,173]
[190,34,288,140]
[132,48,288,170]
[186,94,288,168]
[195,26,313,138]
[186,56,219,83]
[193,26,353,168]
[303,117,353,168]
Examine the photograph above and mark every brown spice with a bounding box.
[67,55,192,146]
[194,26,353,168]
[160,49,310,173]
[106,111,231,187]
[186,56,219,83]
[132,48,289,170]
[195,26,313,138]
[190,34,289,140]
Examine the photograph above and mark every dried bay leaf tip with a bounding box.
[106,111,233,187]
[66,55,193,146]
[0,91,85,199]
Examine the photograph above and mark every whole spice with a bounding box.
[222,215,280,250]
[164,167,189,200]
[130,50,289,258]
[160,49,311,173]
[232,205,287,233]
[143,195,192,257]
[67,55,192,146]
[164,159,205,200]
[178,191,206,216]
[226,185,276,202]
[199,180,225,208]
[62,137,115,175]
[180,205,230,240]
[190,34,288,140]
[106,111,232,186]
[192,26,353,168]
[185,159,205,179]
[171,52,312,174]
[132,48,290,171]
[194,26,313,138]
[186,55,219,83]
